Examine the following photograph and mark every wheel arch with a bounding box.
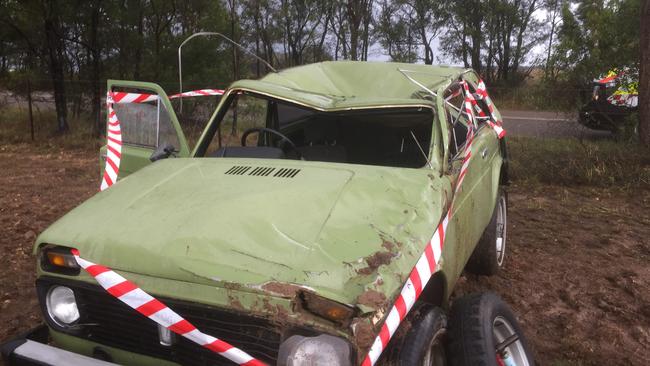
[418,270,448,308]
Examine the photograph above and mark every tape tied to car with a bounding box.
[473,79,506,139]
[70,249,267,366]
[100,88,225,191]
[109,89,224,104]
[100,102,121,191]
[361,80,498,365]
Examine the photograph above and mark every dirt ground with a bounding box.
[1,143,649,365]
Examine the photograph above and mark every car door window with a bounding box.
[113,95,180,151]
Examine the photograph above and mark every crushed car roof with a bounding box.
[229,61,468,111]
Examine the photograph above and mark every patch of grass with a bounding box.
[0,106,101,151]
[508,136,650,189]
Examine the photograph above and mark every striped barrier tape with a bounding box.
[71,249,266,366]
[100,103,122,191]
[474,79,506,139]
[171,89,225,98]
[109,89,224,104]
[361,82,479,365]
[101,88,224,191]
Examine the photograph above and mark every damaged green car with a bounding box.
[2,62,534,366]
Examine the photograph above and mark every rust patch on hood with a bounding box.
[381,239,396,252]
[357,249,397,276]
[351,317,376,355]
[261,282,304,298]
[227,294,244,311]
[356,289,387,309]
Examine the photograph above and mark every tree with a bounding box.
[41,0,69,133]
[440,0,542,84]
[346,0,373,60]
[375,0,444,63]
[640,0,649,145]
[554,0,641,86]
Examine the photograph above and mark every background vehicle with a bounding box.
[579,69,639,133]
[2,61,532,366]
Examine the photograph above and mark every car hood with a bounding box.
[37,158,449,309]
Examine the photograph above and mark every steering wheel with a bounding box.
[241,127,302,159]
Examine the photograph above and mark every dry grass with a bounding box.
[0,106,101,151]
[508,136,650,189]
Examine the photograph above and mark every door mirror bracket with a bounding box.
[150,143,176,162]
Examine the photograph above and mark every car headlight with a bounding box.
[278,334,351,366]
[46,285,80,327]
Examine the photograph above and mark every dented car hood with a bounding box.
[37,158,448,310]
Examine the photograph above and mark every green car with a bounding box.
[1,62,533,366]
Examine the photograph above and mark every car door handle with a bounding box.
[481,148,488,159]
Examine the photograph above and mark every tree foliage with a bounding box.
[551,0,641,85]
[0,0,643,136]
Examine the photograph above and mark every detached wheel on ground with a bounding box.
[447,292,534,366]
[466,189,507,276]
[387,303,447,366]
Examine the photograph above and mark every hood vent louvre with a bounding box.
[249,167,275,176]
[224,166,252,175]
[224,166,300,178]
[274,168,301,178]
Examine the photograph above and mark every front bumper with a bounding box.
[1,325,117,366]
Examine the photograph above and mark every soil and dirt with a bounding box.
[1,138,649,365]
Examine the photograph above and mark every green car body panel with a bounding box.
[34,61,505,364]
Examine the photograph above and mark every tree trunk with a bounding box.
[133,5,144,79]
[90,1,102,137]
[42,1,68,133]
[27,78,35,141]
[229,0,239,80]
[640,0,650,145]
[348,1,359,60]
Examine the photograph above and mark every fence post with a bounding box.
[26,79,34,141]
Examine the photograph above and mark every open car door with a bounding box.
[99,80,190,189]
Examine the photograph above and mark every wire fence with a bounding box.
[0,79,592,144]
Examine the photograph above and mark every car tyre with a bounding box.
[386,303,447,366]
[466,189,507,276]
[447,292,534,366]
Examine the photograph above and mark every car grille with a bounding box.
[38,278,281,365]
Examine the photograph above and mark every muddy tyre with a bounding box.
[447,292,534,366]
[387,304,447,366]
[466,189,507,276]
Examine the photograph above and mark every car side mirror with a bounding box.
[149,143,176,162]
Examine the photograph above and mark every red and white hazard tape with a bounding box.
[474,79,506,139]
[109,91,159,104]
[109,89,224,104]
[100,104,122,191]
[362,81,497,365]
[71,249,266,366]
[100,88,224,191]
[170,89,225,99]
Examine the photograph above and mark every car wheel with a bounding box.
[388,303,447,366]
[466,189,507,276]
[447,292,534,366]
